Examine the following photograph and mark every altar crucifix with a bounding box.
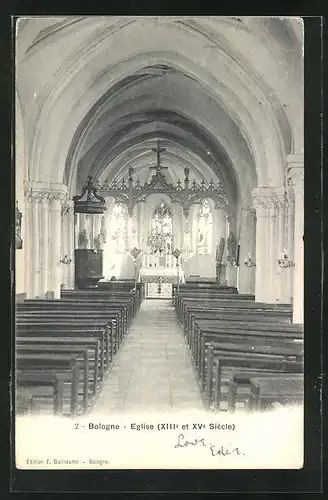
[149,139,168,175]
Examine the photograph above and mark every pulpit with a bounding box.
[75,249,103,289]
[73,176,106,289]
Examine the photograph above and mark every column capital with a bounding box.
[252,186,289,214]
[252,187,276,214]
[24,181,67,203]
[273,187,288,212]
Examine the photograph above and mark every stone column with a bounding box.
[253,186,295,304]
[61,200,74,290]
[30,192,41,298]
[74,212,80,248]
[238,207,256,294]
[226,216,237,287]
[216,209,227,284]
[67,202,75,289]
[48,186,67,298]
[287,155,304,323]
[273,188,288,303]
[39,192,50,298]
[252,187,275,303]
[285,187,295,303]
[23,187,32,298]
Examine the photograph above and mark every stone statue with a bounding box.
[216,237,225,263]
[78,229,90,249]
[94,233,104,251]
[227,231,237,263]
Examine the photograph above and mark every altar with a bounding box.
[138,266,185,299]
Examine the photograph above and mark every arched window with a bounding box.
[148,203,172,254]
[196,199,213,254]
[111,203,128,253]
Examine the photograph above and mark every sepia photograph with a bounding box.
[14,16,304,470]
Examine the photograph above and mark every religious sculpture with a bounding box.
[227,230,237,265]
[94,233,104,251]
[78,229,90,249]
[216,237,225,264]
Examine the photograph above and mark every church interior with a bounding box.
[15,16,304,416]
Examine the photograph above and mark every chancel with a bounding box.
[15,17,304,418]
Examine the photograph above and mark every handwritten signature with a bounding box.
[174,434,245,457]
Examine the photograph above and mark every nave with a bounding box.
[15,17,304,420]
[93,300,204,414]
[16,281,304,418]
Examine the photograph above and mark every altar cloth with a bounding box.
[138,266,184,283]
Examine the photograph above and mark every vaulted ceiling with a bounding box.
[16,16,303,211]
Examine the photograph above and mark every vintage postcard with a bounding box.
[14,15,305,471]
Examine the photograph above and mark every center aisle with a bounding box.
[92,299,205,414]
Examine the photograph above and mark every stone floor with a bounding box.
[92,299,205,414]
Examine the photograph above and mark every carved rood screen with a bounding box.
[94,166,228,218]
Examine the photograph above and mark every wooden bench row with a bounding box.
[15,287,141,416]
[174,286,303,412]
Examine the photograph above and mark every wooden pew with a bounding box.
[16,353,80,415]
[172,283,239,305]
[98,280,146,302]
[16,371,65,415]
[16,345,91,414]
[16,309,119,355]
[175,292,255,315]
[191,320,303,370]
[178,299,292,331]
[205,347,302,410]
[15,284,141,417]
[195,329,303,385]
[174,288,302,413]
[15,323,111,373]
[15,320,112,417]
[16,336,102,393]
[18,301,123,344]
[15,288,140,416]
[61,289,140,323]
[180,303,293,339]
[176,297,290,325]
[227,372,304,412]
[248,374,304,411]
[16,336,99,406]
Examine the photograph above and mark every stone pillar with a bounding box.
[61,201,74,290]
[75,212,80,249]
[273,188,288,303]
[252,187,276,303]
[216,209,227,284]
[39,193,50,298]
[226,216,237,287]
[287,155,304,323]
[238,207,256,294]
[48,186,66,298]
[285,187,295,303]
[30,192,41,298]
[67,202,75,289]
[23,187,32,298]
